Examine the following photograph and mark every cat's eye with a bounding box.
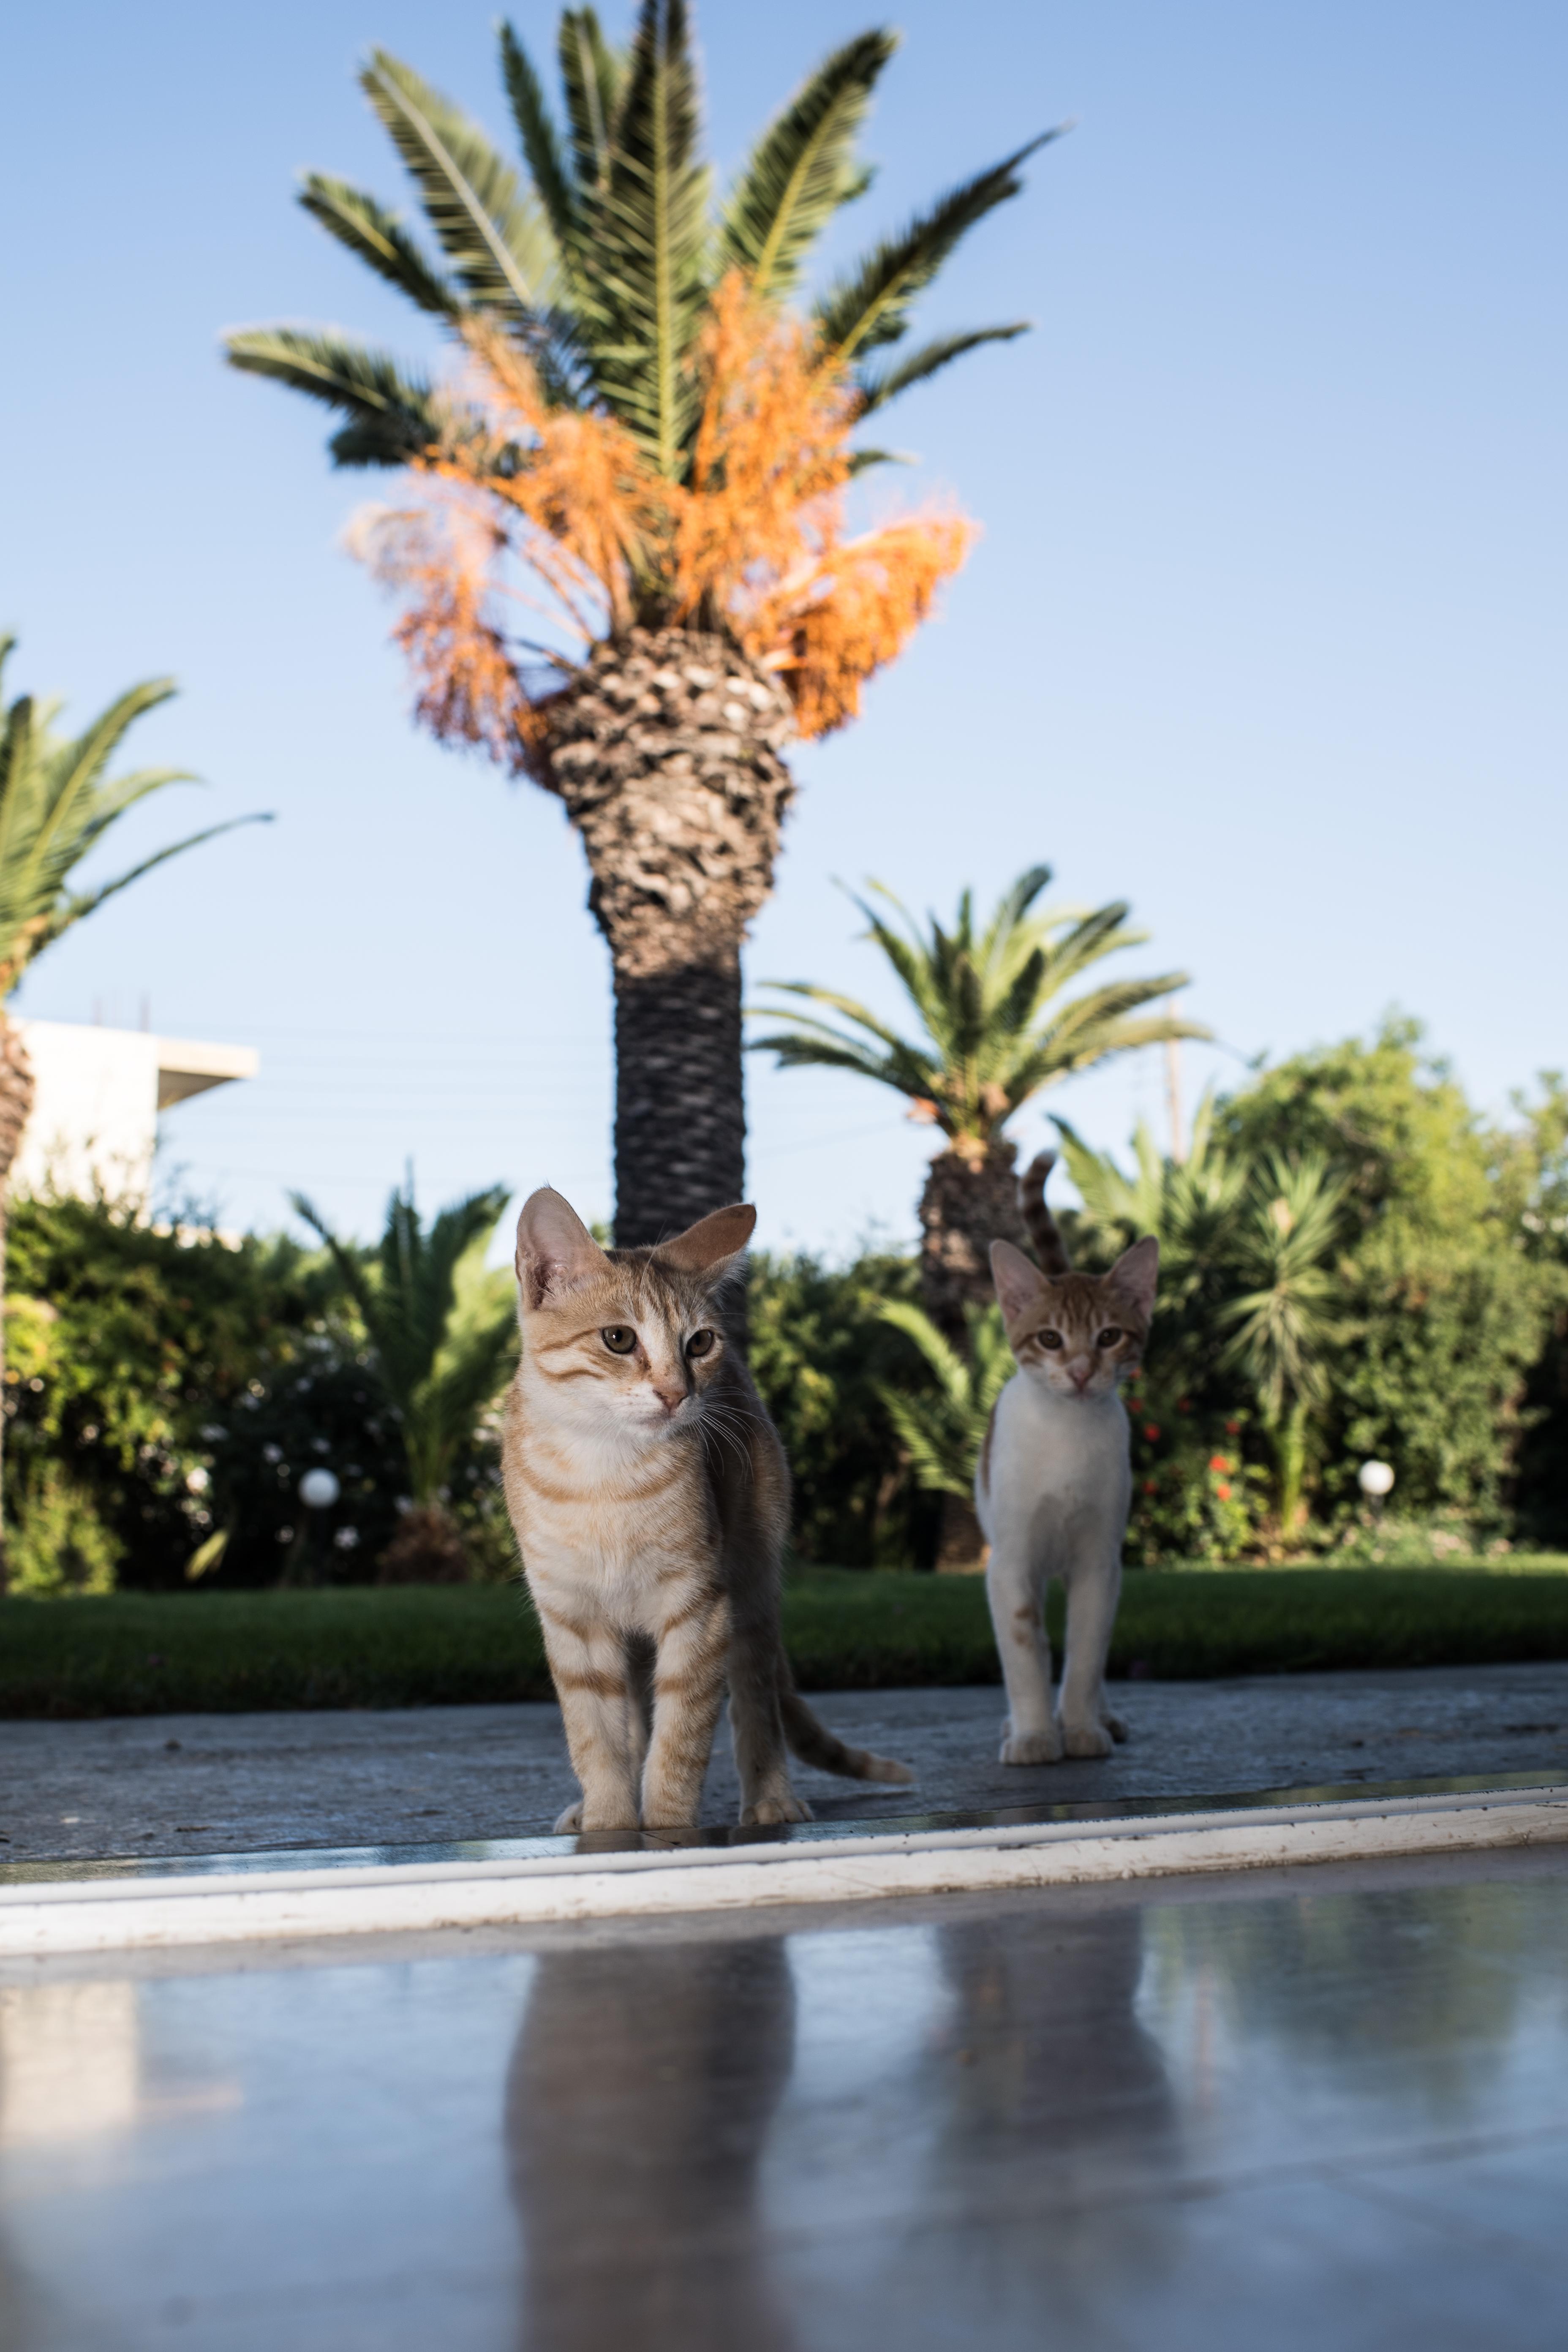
[1039,1330,1064,1351]
[685,1328,717,1359]
[1096,1327,1124,1348]
[601,1326,637,1355]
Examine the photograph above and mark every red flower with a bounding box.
[1209,1454,1231,1473]
[1143,1424,1161,1442]
[1215,1482,1233,1501]
[1225,1418,1241,1435]
[1143,1480,1158,1494]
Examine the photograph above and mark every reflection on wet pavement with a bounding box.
[2,1854,1566,2348]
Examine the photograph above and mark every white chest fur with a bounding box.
[980,1373,1131,1546]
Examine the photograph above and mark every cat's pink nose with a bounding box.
[1068,1359,1094,1392]
[652,1383,686,1414]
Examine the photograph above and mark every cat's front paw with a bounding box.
[740,1791,814,1827]
[1060,1720,1114,1759]
[553,1800,583,1833]
[999,1729,1063,1766]
[1102,1709,1130,1743]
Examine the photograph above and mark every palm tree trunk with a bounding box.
[1274,1399,1309,1542]
[917,1139,1033,1344]
[538,627,795,1246]
[0,1013,35,1594]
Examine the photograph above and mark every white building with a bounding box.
[11,1019,258,1204]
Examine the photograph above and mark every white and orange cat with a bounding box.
[977,1151,1159,1764]
[503,1187,912,1832]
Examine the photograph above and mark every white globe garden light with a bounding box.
[1358,1461,1396,1501]
[299,1467,341,1511]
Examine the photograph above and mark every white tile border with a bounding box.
[4,1787,1567,1955]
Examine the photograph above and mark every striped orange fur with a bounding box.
[503,1187,912,1832]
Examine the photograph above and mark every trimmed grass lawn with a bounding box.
[2,1561,1568,1717]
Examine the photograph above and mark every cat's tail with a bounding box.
[779,1674,915,1785]
[1019,1149,1073,1276]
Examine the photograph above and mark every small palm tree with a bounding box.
[293,1180,518,1579]
[226,5,1056,1244]
[1220,1153,1350,1535]
[0,638,267,1575]
[875,1297,1014,1567]
[751,867,1209,1334]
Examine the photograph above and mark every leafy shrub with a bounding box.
[748,1247,938,1568]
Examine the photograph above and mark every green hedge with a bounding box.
[3,1564,1568,1718]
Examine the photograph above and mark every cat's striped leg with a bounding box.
[641,1586,730,1830]
[1058,1551,1124,1759]
[986,1543,1062,1765]
[533,1595,646,1831]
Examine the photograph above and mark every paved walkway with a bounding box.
[4,1661,1566,1862]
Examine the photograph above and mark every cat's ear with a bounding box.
[990,1237,1048,1321]
[655,1203,757,1274]
[1109,1235,1160,1318]
[515,1187,609,1309]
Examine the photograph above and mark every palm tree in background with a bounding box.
[225,3,1056,1242]
[751,867,1208,1337]
[293,1180,517,1579]
[875,1296,1014,1568]
[1220,1154,1350,1533]
[0,638,268,1579]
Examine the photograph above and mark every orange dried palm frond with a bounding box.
[755,511,975,739]
[352,276,975,756]
[671,277,853,624]
[354,499,531,765]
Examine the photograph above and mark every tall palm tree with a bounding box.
[751,866,1209,1336]
[226,4,1055,1242]
[0,639,267,1580]
[293,1180,517,1579]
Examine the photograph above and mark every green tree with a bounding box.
[226,5,1055,1245]
[751,867,1206,1337]
[1220,1022,1561,1530]
[0,640,266,1579]
[294,1180,517,1579]
[3,1198,384,1595]
[747,1244,931,1566]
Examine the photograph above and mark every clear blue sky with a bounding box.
[3,1,1563,1251]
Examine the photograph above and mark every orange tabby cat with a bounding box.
[503,1188,912,1831]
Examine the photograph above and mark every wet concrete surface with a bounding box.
[3,1661,1567,1862]
[2,1849,1566,2348]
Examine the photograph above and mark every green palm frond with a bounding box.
[558,7,625,199]
[361,49,557,313]
[1220,1154,1351,1422]
[719,28,896,301]
[815,129,1063,364]
[297,175,457,318]
[855,323,1030,414]
[240,15,1055,534]
[876,1298,1013,1497]
[580,0,710,475]
[499,21,579,252]
[753,868,1208,1145]
[223,328,441,467]
[293,1182,515,1502]
[0,657,270,995]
